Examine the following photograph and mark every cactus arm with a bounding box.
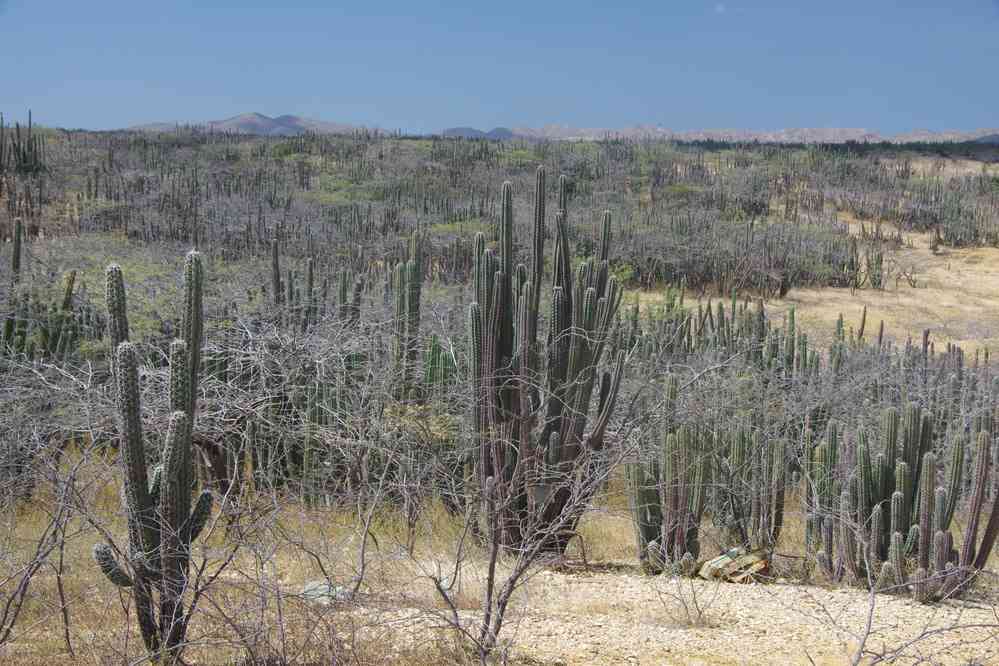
[93,543,133,587]
[185,490,214,543]
[115,342,155,557]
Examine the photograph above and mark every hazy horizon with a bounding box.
[2,1,998,134]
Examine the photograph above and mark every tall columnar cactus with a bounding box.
[92,252,212,659]
[39,270,77,359]
[627,431,664,574]
[660,426,709,571]
[958,432,999,575]
[2,219,24,347]
[424,334,457,396]
[10,217,22,285]
[337,269,362,326]
[725,426,786,553]
[394,233,423,397]
[805,420,840,557]
[271,237,282,307]
[469,167,625,553]
[900,432,999,601]
[301,257,315,333]
[628,378,712,574]
[810,404,956,585]
[337,269,350,320]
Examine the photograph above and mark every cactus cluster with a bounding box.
[469,167,625,553]
[337,268,363,326]
[424,334,457,395]
[92,251,213,658]
[264,237,367,332]
[626,386,710,575]
[393,233,424,397]
[807,407,940,582]
[0,112,46,177]
[725,426,786,553]
[900,431,999,601]
[802,403,999,601]
[3,227,100,363]
[627,377,787,575]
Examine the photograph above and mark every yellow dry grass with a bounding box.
[629,212,999,353]
[770,214,999,351]
[7,192,999,663]
[3,453,998,665]
[904,155,999,179]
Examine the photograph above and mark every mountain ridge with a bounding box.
[488,124,999,144]
[131,112,364,136]
[127,112,999,144]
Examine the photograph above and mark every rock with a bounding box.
[300,580,352,605]
[698,547,769,582]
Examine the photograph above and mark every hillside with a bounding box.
[132,112,361,136]
[440,126,514,140]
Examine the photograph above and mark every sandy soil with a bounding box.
[767,214,999,353]
[342,561,999,666]
[478,567,998,666]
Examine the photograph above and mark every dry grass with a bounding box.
[770,214,999,352]
[904,156,999,179]
[629,212,999,353]
[4,454,997,665]
[7,201,999,663]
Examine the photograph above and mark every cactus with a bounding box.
[337,270,363,326]
[469,168,625,554]
[814,406,956,588]
[889,528,906,586]
[626,454,664,574]
[2,269,83,362]
[337,269,350,319]
[661,426,709,565]
[805,420,840,551]
[10,217,22,285]
[724,426,786,553]
[393,234,424,398]
[628,420,710,574]
[271,237,282,306]
[852,432,996,602]
[424,334,457,396]
[92,253,212,659]
[948,430,999,586]
[301,257,315,332]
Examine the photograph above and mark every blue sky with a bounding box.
[1,1,997,133]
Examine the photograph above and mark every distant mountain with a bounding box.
[442,126,514,140]
[441,124,999,144]
[131,112,362,136]
[129,113,999,144]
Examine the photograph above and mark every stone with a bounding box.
[300,580,352,605]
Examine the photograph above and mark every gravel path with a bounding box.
[489,569,999,665]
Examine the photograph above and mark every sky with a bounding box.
[1,1,998,134]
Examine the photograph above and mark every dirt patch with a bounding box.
[501,569,998,665]
[766,215,999,352]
